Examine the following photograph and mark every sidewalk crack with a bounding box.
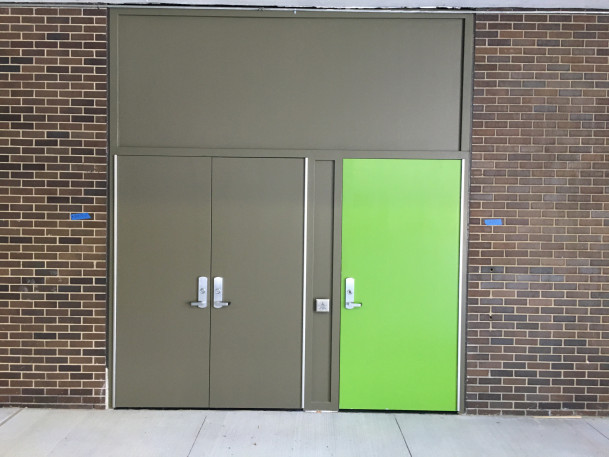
[394,415,413,457]
[187,415,208,457]
[0,409,22,428]
[585,419,609,442]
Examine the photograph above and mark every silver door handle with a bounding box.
[190,276,208,309]
[213,277,230,309]
[345,277,362,310]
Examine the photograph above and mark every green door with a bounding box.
[340,159,461,411]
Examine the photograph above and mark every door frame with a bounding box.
[107,8,473,411]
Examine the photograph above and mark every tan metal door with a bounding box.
[115,157,304,408]
[115,156,212,407]
[209,158,304,409]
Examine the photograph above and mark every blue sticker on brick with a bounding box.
[484,218,503,226]
[70,213,91,220]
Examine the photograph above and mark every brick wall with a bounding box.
[469,13,609,416]
[0,7,107,407]
[2,7,608,414]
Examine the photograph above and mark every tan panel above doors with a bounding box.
[113,12,465,152]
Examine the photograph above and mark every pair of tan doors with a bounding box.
[114,156,305,408]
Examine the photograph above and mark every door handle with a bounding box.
[213,277,230,309]
[345,277,362,310]
[190,276,208,309]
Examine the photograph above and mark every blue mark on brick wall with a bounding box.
[70,213,91,220]
[484,218,502,226]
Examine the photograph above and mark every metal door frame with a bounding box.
[107,8,473,411]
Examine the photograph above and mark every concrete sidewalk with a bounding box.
[0,408,608,457]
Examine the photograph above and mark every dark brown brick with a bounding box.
[0,6,106,409]
[469,13,609,417]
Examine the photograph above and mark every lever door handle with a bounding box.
[213,277,231,309]
[345,277,362,310]
[190,276,208,309]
